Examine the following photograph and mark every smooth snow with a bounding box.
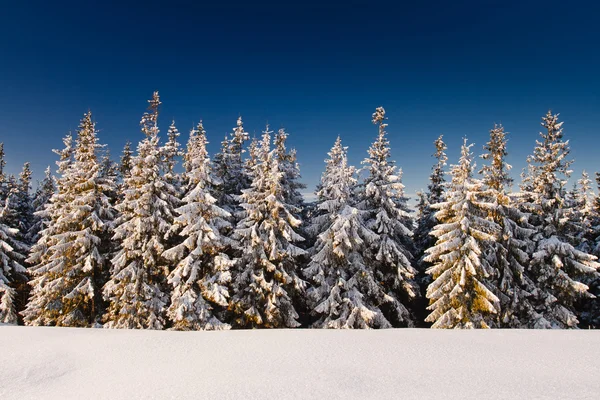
[1,327,599,399]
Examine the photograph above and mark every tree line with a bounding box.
[0,92,598,329]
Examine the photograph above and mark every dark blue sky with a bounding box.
[1,0,599,197]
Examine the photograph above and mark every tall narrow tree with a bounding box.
[356,107,419,326]
[305,137,405,328]
[103,92,177,329]
[480,124,537,327]
[424,139,501,329]
[522,111,600,328]
[231,125,306,328]
[24,112,115,327]
[162,122,233,330]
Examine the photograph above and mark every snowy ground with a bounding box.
[1,327,599,400]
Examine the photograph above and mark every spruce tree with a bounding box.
[274,128,306,216]
[522,111,600,328]
[103,92,177,329]
[304,137,405,328]
[0,143,6,200]
[231,125,306,328]
[414,135,448,265]
[11,162,34,242]
[162,121,183,192]
[356,107,419,326]
[424,139,501,329]
[0,192,28,324]
[213,117,249,217]
[480,124,537,327]
[119,141,133,182]
[26,166,56,245]
[162,122,233,330]
[23,112,115,327]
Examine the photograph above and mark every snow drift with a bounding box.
[1,327,599,399]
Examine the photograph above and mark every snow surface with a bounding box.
[1,327,599,399]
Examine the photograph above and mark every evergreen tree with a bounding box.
[213,117,249,216]
[103,91,177,329]
[522,111,600,328]
[274,128,306,216]
[424,139,501,329]
[356,107,419,326]
[23,112,115,327]
[119,141,133,182]
[480,124,537,327]
[99,150,120,206]
[162,121,183,192]
[162,122,233,330]
[12,162,34,242]
[0,192,28,324]
[231,125,306,328]
[0,143,6,200]
[26,166,56,245]
[414,135,448,264]
[569,171,595,252]
[304,137,404,328]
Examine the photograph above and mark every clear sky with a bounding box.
[0,0,599,198]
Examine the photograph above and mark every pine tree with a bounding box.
[26,166,56,245]
[103,92,177,329]
[231,125,306,328]
[523,111,600,328]
[480,124,537,327]
[12,162,34,242]
[274,128,306,216]
[356,107,419,326]
[304,137,404,328]
[414,135,448,265]
[162,122,233,330]
[119,141,133,182]
[0,143,6,201]
[99,150,120,206]
[424,139,501,329]
[25,134,73,290]
[23,112,115,327]
[213,117,249,217]
[162,121,183,192]
[569,171,595,252]
[0,192,28,324]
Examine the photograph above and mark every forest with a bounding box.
[1,92,598,330]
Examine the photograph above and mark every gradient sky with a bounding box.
[1,0,599,198]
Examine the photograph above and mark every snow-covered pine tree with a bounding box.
[119,141,133,182]
[0,192,28,324]
[274,128,306,217]
[103,92,177,329]
[414,135,448,265]
[99,150,120,205]
[243,136,260,180]
[26,167,56,245]
[162,121,183,193]
[23,112,115,327]
[162,121,233,330]
[522,111,600,328]
[0,143,6,201]
[593,172,600,257]
[26,134,73,281]
[424,139,501,329]
[213,117,249,217]
[230,125,306,328]
[11,162,34,242]
[479,124,537,328]
[356,107,419,326]
[304,137,406,329]
[568,171,595,252]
